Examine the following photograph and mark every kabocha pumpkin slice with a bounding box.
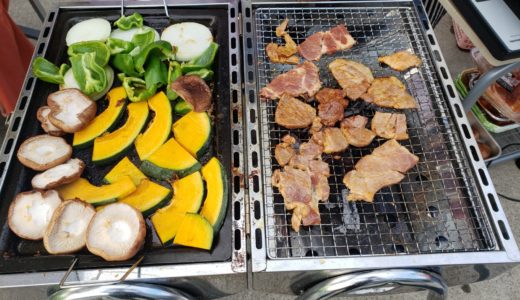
[43,199,95,254]
[173,213,213,250]
[31,158,85,190]
[57,176,136,206]
[86,203,145,261]
[135,92,172,160]
[103,157,146,186]
[170,75,212,112]
[73,86,127,149]
[141,138,201,180]
[37,106,64,136]
[47,88,97,133]
[120,179,172,216]
[200,157,228,230]
[8,190,62,240]
[151,205,185,245]
[150,171,204,244]
[92,101,149,165]
[17,134,72,171]
[172,111,211,158]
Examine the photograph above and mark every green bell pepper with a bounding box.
[31,57,66,84]
[68,41,110,67]
[106,38,135,55]
[70,52,107,96]
[181,42,219,73]
[114,12,143,30]
[119,74,157,102]
[131,29,156,49]
[166,61,182,100]
[112,53,139,77]
[134,41,173,74]
[185,68,214,81]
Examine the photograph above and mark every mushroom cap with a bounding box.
[170,75,212,112]
[44,199,95,254]
[37,106,64,136]
[86,203,145,261]
[47,89,97,133]
[17,134,72,171]
[31,158,85,190]
[8,190,62,240]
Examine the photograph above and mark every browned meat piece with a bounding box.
[313,127,349,154]
[309,160,330,201]
[299,140,323,160]
[340,115,376,147]
[171,75,212,112]
[329,59,374,100]
[274,134,297,166]
[378,51,422,72]
[343,139,419,202]
[371,112,409,140]
[298,25,356,61]
[260,61,322,100]
[361,77,417,109]
[310,117,323,135]
[275,94,316,129]
[266,19,299,64]
[315,88,349,126]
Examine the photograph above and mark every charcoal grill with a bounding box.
[242,0,520,297]
[0,0,247,297]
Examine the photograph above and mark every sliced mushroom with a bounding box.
[31,158,85,189]
[170,75,212,112]
[86,203,145,261]
[47,89,97,133]
[44,199,95,254]
[37,106,64,136]
[17,134,72,171]
[8,190,62,240]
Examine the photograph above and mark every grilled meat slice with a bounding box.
[361,76,417,109]
[378,51,422,72]
[371,112,409,140]
[313,127,349,154]
[329,59,374,100]
[266,19,299,64]
[275,94,316,129]
[315,88,349,126]
[275,134,297,166]
[343,139,418,202]
[299,140,323,160]
[276,18,289,37]
[340,115,376,147]
[260,61,322,100]
[298,25,356,61]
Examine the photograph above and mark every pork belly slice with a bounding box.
[329,59,374,100]
[343,139,418,202]
[298,24,356,61]
[313,127,349,154]
[315,88,349,126]
[260,61,322,100]
[361,76,417,109]
[274,134,297,167]
[371,111,409,140]
[378,51,422,72]
[340,115,376,147]
[275,94,316,129]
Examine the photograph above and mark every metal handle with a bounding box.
[48,282,195,300]
[296,269,447,300]
[120,0,171,18]
[59,256,144,289]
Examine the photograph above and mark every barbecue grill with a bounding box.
[242,0,520,297]
[0,0,519,298]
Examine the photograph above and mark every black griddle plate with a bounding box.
[0,7,232,274]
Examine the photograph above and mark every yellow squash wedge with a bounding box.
[172,111,211,158]
[57,176,136,206]
[200,157,228,230]
[120,179,171,216]
[135,92,172,160]
[73,87,127,149]
[92,101,149,165]
[174,213,213,250]
[140,137,201,180]
[151,206,185,245]
[103,157,146,186]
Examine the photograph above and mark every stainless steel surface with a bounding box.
[243,0,520,273]
[491,128,520,165]
[295,269,447,299]
[48,283,195,300]
[0,0,246,287]
[466,112,501,163]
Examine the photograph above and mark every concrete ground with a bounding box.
[4,1,520,299]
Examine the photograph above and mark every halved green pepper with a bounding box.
[114,12,143,30]
[181,42,219,74]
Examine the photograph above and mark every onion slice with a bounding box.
[161,22,213,61]
[8,190,62,240]
[66,18,111,46]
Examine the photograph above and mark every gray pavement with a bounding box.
[4,2,520,299]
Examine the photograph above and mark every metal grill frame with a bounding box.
[242,0,520,272]
[0,0,246,287]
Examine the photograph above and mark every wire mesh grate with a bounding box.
[253,4,496,259]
